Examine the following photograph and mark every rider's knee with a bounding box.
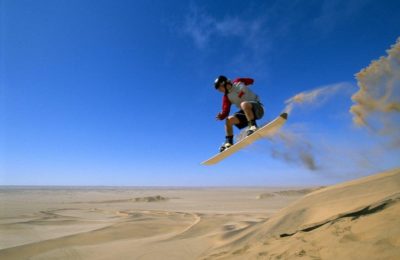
[240,101,252,110]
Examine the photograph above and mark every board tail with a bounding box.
[280,112,288,120]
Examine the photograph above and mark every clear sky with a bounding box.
[1,0,400,186]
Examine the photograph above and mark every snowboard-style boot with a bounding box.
[219,136,233,152]
[246,120,258,136]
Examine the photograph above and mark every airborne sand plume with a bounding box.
[268,38,400,171]
[266,82,351,170]
[269,128,318,170]
[284,82,351,115]
[351,37,400,147]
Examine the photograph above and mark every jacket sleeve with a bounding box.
[216,94,231,120]
[232,78,254,86]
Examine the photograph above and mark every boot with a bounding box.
[246,120,258,136]
[219,136,233,152]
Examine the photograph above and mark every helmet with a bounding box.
[214,75,228,89]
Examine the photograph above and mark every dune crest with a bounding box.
[205,168,400,259]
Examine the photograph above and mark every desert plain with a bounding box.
[0,168,399,259]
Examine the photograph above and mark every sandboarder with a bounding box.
[214,75,264,152]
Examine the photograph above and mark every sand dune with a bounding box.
[1,168,399,259]
[205,168,400,259]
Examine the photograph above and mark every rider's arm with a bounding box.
[216,94,231,120]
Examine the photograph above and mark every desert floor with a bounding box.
[1,168,399,259]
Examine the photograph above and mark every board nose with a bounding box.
[280,113,288,120]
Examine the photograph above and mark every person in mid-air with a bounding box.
[214,75,264,152]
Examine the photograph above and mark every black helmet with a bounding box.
[214,75,228,89]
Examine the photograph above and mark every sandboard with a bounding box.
[202,113,288,165]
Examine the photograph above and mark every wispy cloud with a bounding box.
[183,5,215,49]
[183,0,372,49]
[183,4,267,51]
[182,4,271,76]
[181,1,371,76]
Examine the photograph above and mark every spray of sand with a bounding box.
[270,38,400,170]
[284,82,351,114]
[350,37,400,147]
[267,82,351,170]
[269,128,317,171]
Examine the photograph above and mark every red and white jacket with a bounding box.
[217,78,261,120]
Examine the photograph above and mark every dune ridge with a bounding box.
[204,168,400,259]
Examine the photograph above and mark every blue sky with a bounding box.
[1,0,400,186]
